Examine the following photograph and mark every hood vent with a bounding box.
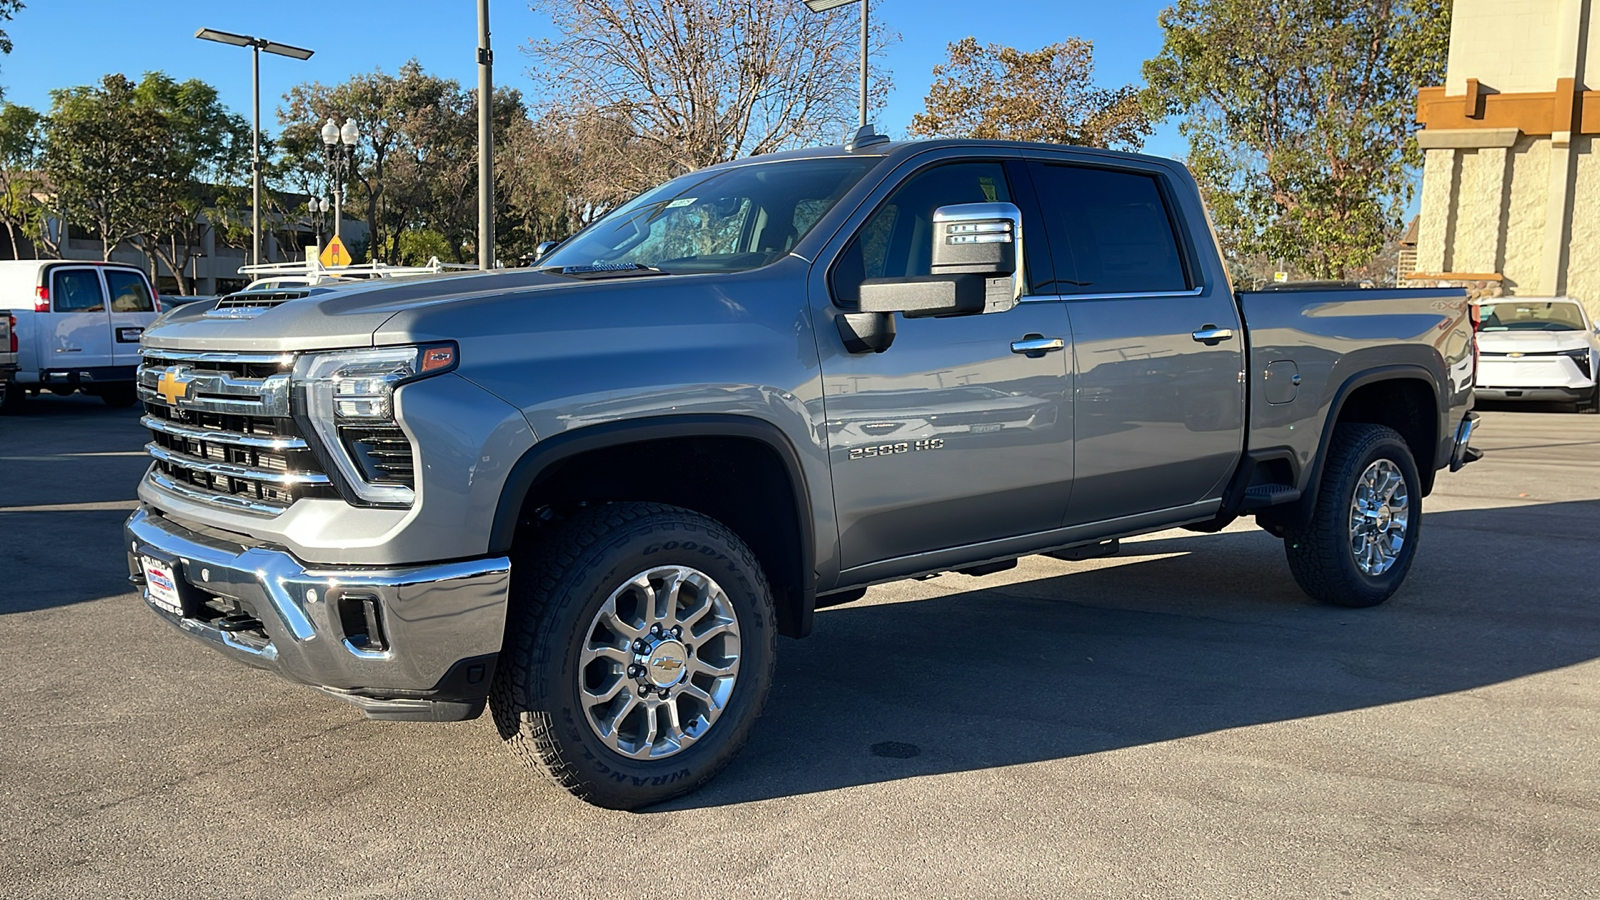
[205,290,311,319]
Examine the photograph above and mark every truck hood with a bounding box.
[142,269,578,352]
[1477,330,1597,354]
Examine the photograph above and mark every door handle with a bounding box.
[1191,325,1235,345]
[1010,336,1066,355]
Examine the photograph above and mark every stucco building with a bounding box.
[1412,0,1600,319]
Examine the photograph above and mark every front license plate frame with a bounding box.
[140,555,184,615]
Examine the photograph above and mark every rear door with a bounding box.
[105,268,158,367]
[1025,158,1246,526]
[45,266,114,372]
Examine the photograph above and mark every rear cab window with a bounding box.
[1026,162,1192,296]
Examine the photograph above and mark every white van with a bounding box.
[0,260,160,411]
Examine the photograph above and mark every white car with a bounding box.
[1474,297,1600,412]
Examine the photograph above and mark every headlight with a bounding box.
[293,344,457,506]
[1557,347,1594,380]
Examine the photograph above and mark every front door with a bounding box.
[105,268,158,368]
[46,266,114,372]
[1025,159,1245,526]
[818,159,1075,571]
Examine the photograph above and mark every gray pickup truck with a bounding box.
[125,134,1480,809]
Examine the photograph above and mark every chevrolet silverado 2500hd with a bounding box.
[125,135,1480,809]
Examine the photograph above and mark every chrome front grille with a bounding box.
[138,349,336,515]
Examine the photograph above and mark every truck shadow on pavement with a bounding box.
[663,499,1600,810]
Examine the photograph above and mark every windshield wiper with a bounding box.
[543,263,673,280]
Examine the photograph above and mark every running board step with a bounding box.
[1045,539,1120,562]
[1241,483,1300,510]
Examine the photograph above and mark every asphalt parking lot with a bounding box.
[2,396,1597,899]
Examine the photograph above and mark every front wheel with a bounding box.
[1282,424,1422,608]
[1577,384,1600,414]
[490,502,776,809]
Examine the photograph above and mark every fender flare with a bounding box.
[1271,364,1442,530]
[488,414,819,635]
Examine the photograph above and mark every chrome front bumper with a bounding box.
[125,506,510,721]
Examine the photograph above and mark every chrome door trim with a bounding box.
[1019,286,1206,304]
[1010,336,1067,354]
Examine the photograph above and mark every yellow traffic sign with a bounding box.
[320,236,352,268]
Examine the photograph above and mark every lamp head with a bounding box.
[320,119,340,147]
[340,119,360,146]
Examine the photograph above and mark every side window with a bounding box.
[106,271,155,313]
[52,269,107,312]
[830,161,1012,306]
[1029,163,1190,295]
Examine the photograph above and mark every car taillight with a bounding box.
[33,285,49,313]
[7,315,15,353]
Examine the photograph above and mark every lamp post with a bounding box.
[194,28,314,268]
[802,0,868,127]
[477,0,495,270]
[309,196,331,248]
[320,118,360,240]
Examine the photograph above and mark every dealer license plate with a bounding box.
[141,556,183,615]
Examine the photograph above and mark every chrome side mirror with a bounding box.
[533,240,560,263]
[856,201,1023,321]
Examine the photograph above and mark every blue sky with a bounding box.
[0,0,1184,157]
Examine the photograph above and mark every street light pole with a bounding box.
[477,0,495,271]
[252,43,261,268]
[859,0,867,127]
[194,28,314,268]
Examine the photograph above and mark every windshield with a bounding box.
[540,157,881,275]
[1479,301,1589,332]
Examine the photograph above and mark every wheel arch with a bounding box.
[490,414,818,638]
[1264,366,1441,532]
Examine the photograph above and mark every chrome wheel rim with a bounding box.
[578,565,741,760]
[1349,459,1409,576]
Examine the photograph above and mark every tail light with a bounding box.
[33,285,49,313]
[7,315,15,353]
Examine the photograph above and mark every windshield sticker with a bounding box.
[666,197,697,208]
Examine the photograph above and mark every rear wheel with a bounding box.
[490,502,776,809]
[1283,424,1422,608]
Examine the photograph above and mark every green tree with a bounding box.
[278,61,526,265]
[1144,0,1451,278]
[0,101,41,259]
[132,74,251,293]
[42,74,162,260]
[911,37,1150,150]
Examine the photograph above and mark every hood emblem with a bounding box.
[1507,352,1525,358]
[156,367,196,406]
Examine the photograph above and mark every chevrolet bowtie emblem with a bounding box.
[156,367,195,406]
[651,656,685,674]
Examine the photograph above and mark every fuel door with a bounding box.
[1263,360,1300,405]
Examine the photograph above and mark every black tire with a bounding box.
[1283,423,1422,608]
[0,377,23,414]
[1578,385,1600,414]
[101,383,139,408]
[489,502,777,809]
